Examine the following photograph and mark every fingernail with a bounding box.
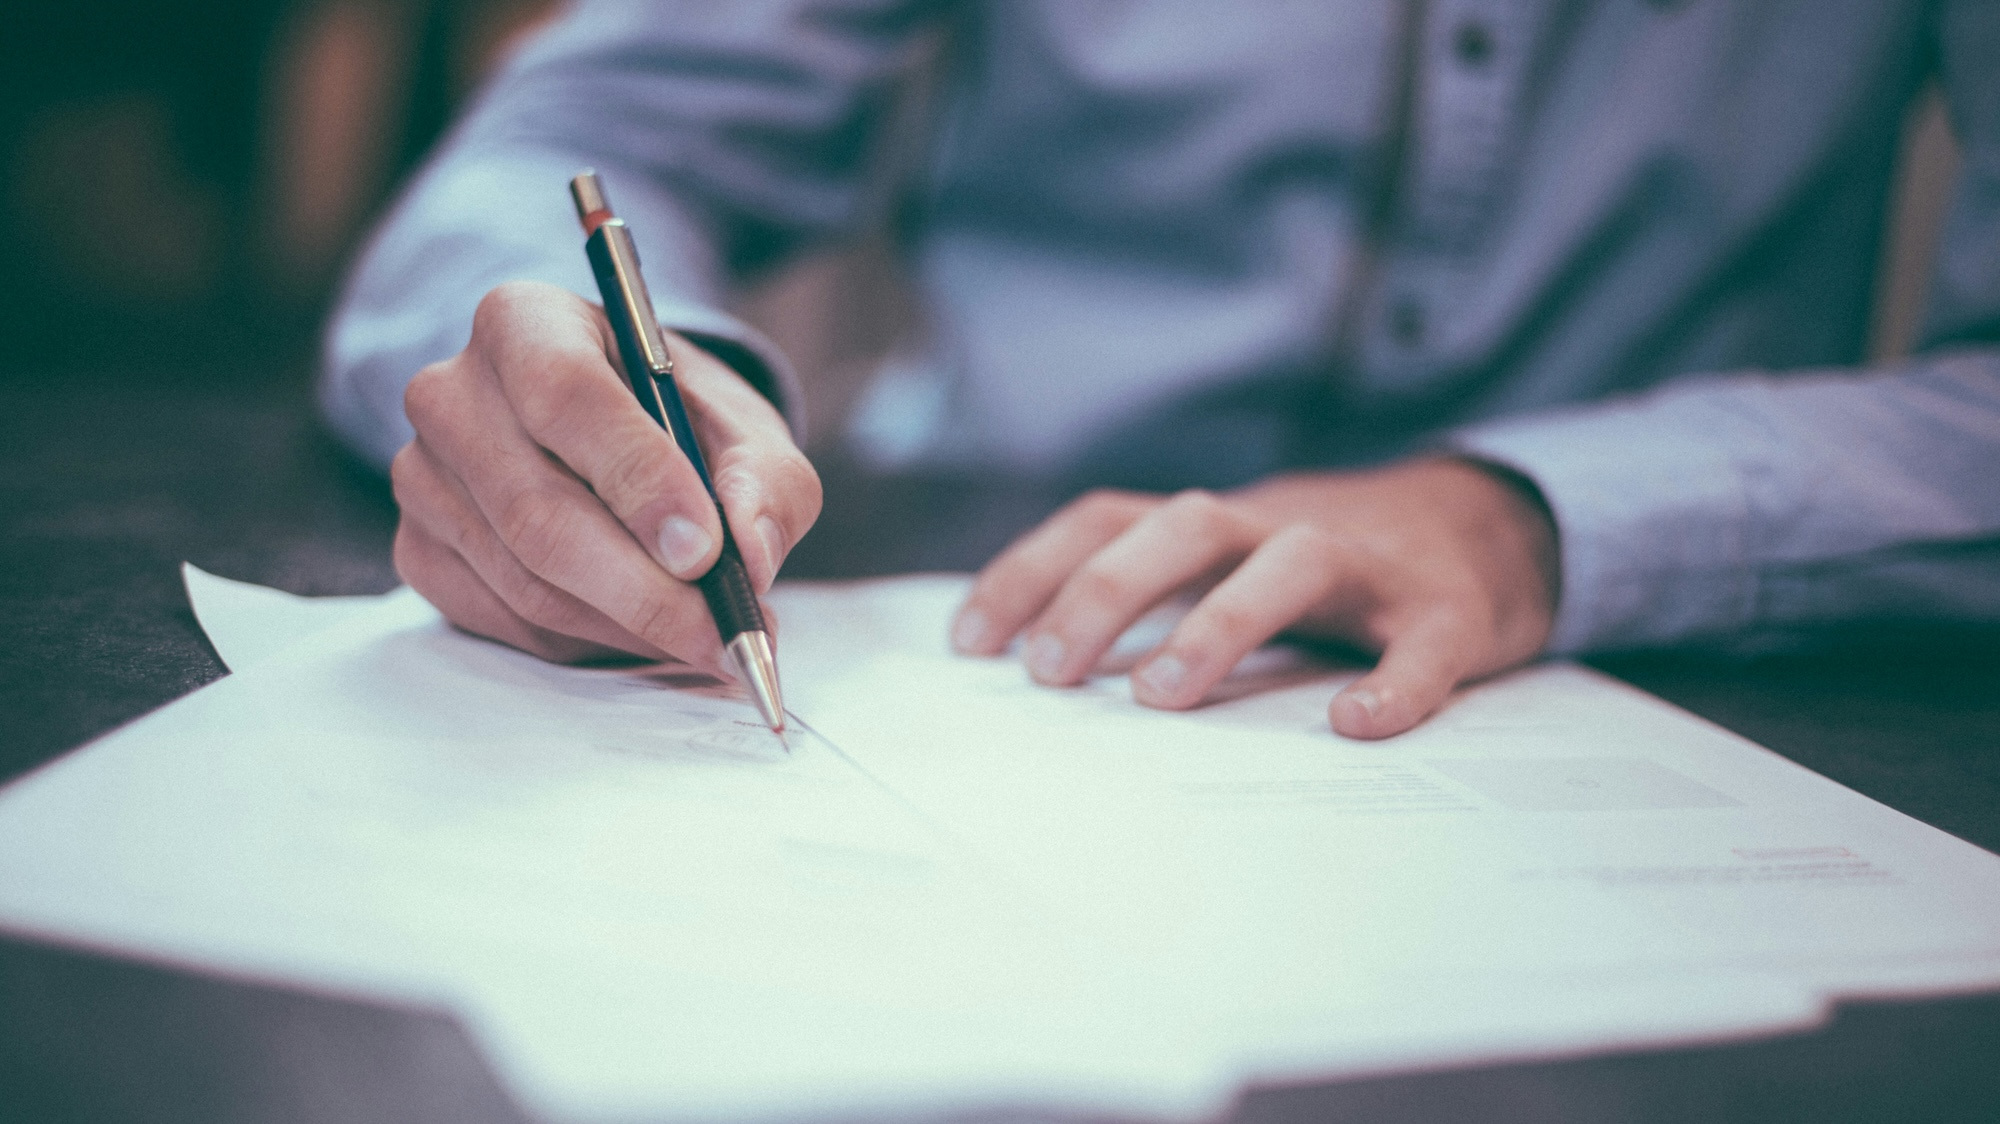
[1025,633,1067,681]
[1136,654,1187,702]
[753,515,786,584]
[952,608,990,653]
[657,516,714,577]
[1331,686,1383,734]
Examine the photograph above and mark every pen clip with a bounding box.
[595,220,676,378]
[572,170,675,378]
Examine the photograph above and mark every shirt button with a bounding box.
[1452,20,1495,67]
[1389,296,1427,348]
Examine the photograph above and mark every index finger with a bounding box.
[477,283,725,583]
[951,489,1156,656]
[674,341,823,593]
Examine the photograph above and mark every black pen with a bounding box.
[569,170,785,733]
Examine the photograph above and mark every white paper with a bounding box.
[183,563,418,672]
[780,582,2000,1014]
[3,572,1998,1124]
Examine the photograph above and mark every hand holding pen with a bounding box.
[385,186,820,723]
[570,170,784,729]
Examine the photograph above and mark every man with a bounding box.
[325,1,2000,738]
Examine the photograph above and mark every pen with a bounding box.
[569,170,785,734]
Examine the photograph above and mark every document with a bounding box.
[181,563,415,672]
[2,571,1997,1123]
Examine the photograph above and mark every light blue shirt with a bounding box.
[325,0,2000,655]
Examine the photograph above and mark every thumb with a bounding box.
[1328,612,1475,739]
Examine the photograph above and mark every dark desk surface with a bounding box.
[3,366,1998,1124]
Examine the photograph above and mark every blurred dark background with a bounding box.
[0,0,559,790]
[0,0,560,378]
[0,0,923,436]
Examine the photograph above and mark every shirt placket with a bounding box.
[1352,0,1557,392]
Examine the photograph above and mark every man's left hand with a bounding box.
[949,458,1561,739]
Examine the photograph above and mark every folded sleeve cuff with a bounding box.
[320,153,805,471]
[1448,394,1761,655]
[652,301,807,445]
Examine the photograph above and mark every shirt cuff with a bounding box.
[1447,395,1761,654]
[320,154,806,471]
[651,299,807,444]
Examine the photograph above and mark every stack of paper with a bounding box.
[0,567,1995,1122]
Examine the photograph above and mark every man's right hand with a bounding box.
[390,281,821,674]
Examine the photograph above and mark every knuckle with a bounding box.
[485,554,544,612]
[473,280,549,335]
[594,441,676,512]
[713,451,823,533]
[1279,523,1347,567]
[1196,598,1260,646]
[768,451,824,524]
[710,460,759,508]
[1162,488,1232,537]
[495,486,575,575]
[626,590,700,648]
[388,444,421,505]
[1069,488,1144,534]
[402,362,455,433]
[512,352,608,438]
[391,524,434,591]
[1065,561,1131,614]
[504,576,573,634]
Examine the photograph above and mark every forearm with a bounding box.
[321,148,794,470]
[1453,350,2000,653]
[320,0,939,468]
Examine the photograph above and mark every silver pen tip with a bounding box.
[727,631,785,733]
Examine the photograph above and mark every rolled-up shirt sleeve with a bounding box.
[321,0,940,469]
[1453,0,2000,654]
[1453,352,2000,653]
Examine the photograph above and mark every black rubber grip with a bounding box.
[697,532,765,642]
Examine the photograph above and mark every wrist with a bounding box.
[1438,455,1562,643]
